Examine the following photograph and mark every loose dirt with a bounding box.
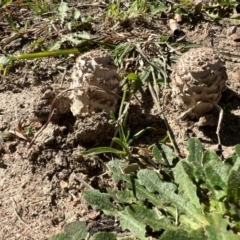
[1,1,240,239]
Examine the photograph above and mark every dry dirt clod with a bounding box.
[69,49,121,117]
[227,26,237,36]
[169,19,185,42]
[234,68,240,82]
[170,47,227,119]
[194,0,221,4]
[229,33,240,47]
[173,13,183,23]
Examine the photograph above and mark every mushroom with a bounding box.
[194,0,221,5]
[170,47,227,119]
[70,49,120,117]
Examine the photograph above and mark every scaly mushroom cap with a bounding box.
[194,0,221,5]
[170,47,227,119]
[70,49,120,116]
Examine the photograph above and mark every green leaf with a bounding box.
[112,137,128,153]
[50,233,72,240]
[75,31,91,39]
[0,55,11,66]
[131,127,153,142]
[185,139,205,182]
[179,214,205,230]
[107,188,137,204]
[107,160,167,208]
[80,147,126,156]
[47,40,63,51]
[139,68,151,83]
[73,8,81,20]
[122,163,140,174]
[107,160,129,181]
[58,1,69,24]
[63,221,87,240]
[147,4,169,15]
[203,150,230,191]
[0,0,12,9]
[152,143,175,166]
[127,73,139,81]
[137,169,209,226]
[235,145,240,157]
[119,207,148,240]
[204,214,240,240]
[127,73,142,93]
[123,203,172,231]
[91,232,117,240]
[161,214,240,239]
[174,160,200,208]
[187,138,203,163]
[117,237,134,240]
[227,157,240,206]
[160,228,205,240]
[84,189,117,214]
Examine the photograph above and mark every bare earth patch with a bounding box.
[1,1,240,239]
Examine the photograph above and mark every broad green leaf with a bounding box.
[107,188,137,204]
[224,155,238,166]
[204,214,240,240]
[235,145,240,157]
[48,41,63,51]
[80,147,125,156]
[107,161,169,208]
[174,160,200,208]
[137,169,209,226]
[73,8,81,20]
[185,139,205,182]
[84,189,116,214]
[202,149,220,165]
[161,214,240,239]
[227,157,240,206]
[127,73,139,81]
[122,163,140,174]
[122,203,172,231]
[160,228,205,240]
[107,160,130,181]
[50,233,72,240]
[58,1,69,24]
[187,138,203,164]
[152,143,175,166]
[75,31,91,39]
[203,150,230,191]
[63,221,87,240]
[119,207,148,240]
[127,73,142,93]
[91,232,117,240]
[117,237,134,240]
[0,55,11,65]
[179,214,205,230]
[148,4,169,15]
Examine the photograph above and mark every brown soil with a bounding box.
[1,1,240,239]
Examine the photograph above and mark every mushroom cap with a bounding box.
[71,49,119,90]
[70,49,120,116]
[170,47,227,119]
[194,0,221,5]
